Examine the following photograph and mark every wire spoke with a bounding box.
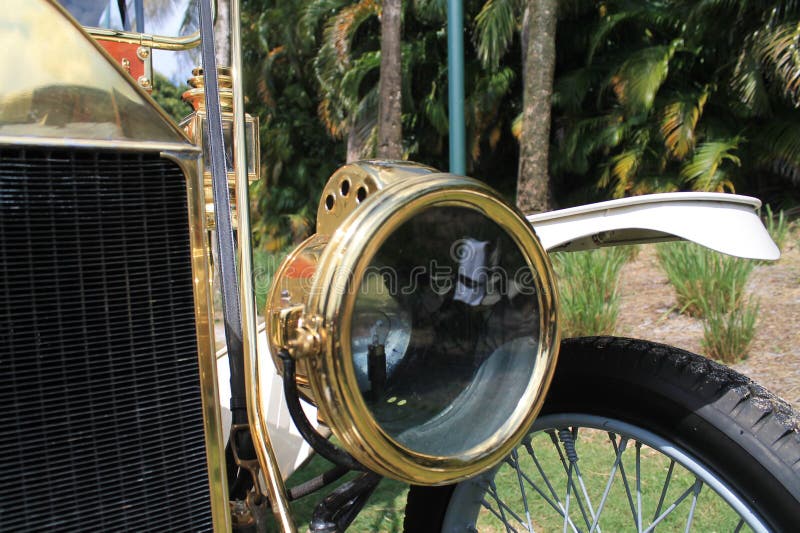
[588,434,629,533]
[550,429,594,530]
[683,479,703,533]
[609,433,639,530]
[510,450,535,532]
[517,444,582,533]
[636,442,643,533]
[469,418,759,533]
[483,479,525,532]
[643,480,702,533]
[653,459,676,524]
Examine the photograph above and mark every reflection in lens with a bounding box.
[350,206,541,456]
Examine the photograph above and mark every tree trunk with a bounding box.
[214,0,230,66]
[377,0,403,159]
[516,0,557,213]
[347,127,364,163]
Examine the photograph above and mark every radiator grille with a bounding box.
[0,148,213,531]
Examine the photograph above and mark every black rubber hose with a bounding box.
[279,349,366,471]
[287,464,350,501]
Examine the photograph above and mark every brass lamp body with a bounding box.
[266,161,560,485]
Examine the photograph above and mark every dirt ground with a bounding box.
[616,228,800,409]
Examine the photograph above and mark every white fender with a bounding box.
[527,192,780,260]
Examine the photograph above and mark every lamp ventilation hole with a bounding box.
[356,187,367,203]
[325,194,335,211]
[340,180,350,196]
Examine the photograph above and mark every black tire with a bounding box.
[404,337,800,532]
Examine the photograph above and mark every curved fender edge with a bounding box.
[528,192,780,260]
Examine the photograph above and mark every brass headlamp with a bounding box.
[267,161,560,485]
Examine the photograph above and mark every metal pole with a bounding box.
[447,0,466,175]
[229,0,297,529]
[135,0,144,32]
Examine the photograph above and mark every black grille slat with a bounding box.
[0,148,213,531]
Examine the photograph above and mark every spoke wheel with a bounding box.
[404,337,800,532]
[442,414,766,532]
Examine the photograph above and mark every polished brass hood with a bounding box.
[0,0,194,151]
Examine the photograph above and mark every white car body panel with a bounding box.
[219,192,779,481]
[216,323,319,480]
[529,192,779,260]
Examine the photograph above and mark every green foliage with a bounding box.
[303,0,523,197]
[656,242,756,318]
[236,0,800,254]
[241,0,344,250]
[701,293,759,363]
[552,247,631,337]
[551,0,800,205]
[252,247,290,313]
[480,427,747,531]
[150,73,192,122]
[267,454,408,531]
[759,204,792,264]
[657,242,759,362]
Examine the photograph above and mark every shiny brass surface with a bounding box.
[267,162,561,485]
[163,151,232,532]
[180,67,260,228]
[266,233,328,399]
[230,0,295,528]
[0,0,193,147]
[85,27,202,51]
[81,0,217,52]
[316,160,437,235]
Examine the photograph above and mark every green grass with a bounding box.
[477,428,752,532]
[271,427,750,532]
[656,242,755,318]
[700,293,759,363]
[552,246,633,337]
[761,204,791,260]
[252,247,290,313]
[262,454,408,532]
[657,242,758,362]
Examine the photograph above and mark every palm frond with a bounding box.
[610,42,677,116]
[339,50,381,106]
[755,21,800,107]
[300,0,349,42]
[599,148,644,197]
[659,89,709,160]
[587,10,639,65]
[750,118,800,186]
[423,82,449,135]
[412,0,447,23]
[511,111,522,139]
[474,0,521,70]
[680,138,741,192]
[730,49,772,117]
[554,112,629,175]
[322,0,379,69]
[553,66,605,114]
[628,174,682,195]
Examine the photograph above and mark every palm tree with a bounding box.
[378,0,403,158]
[516,0,557,213]
[472,0,559,212]
[550,0,800,205]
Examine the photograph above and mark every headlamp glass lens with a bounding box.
[350,206,541,456]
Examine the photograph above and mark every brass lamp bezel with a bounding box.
[298,173,560,485]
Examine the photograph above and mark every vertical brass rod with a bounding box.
[229,0,296,530]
